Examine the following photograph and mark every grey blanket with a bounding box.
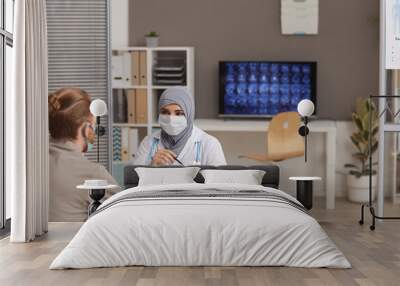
[92,189,307,217]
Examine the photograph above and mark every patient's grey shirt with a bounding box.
[49,139,119,222]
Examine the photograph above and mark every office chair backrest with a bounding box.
[267,112,304,161]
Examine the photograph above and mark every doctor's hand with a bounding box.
[151,149,177,166]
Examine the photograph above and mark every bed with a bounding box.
[50,165,350,269]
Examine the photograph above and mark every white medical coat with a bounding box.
[133,126,227,166]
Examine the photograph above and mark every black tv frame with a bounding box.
[218,61,317,118]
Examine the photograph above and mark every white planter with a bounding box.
[146,37,159,47]
[347,174,377,203]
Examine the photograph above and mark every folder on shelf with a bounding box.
[131,51,140,86]
[113,89,127,123]
[112,127,122,161]
[111,55,124,87]
[128,128,139,160]
[122,52,132,86]
[121,127,130,161]
[139,51,147,85]
[135,89,148,124]
[127,90,136,123]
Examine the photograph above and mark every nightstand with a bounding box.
[289,177,322,210]
[77,180,119,216]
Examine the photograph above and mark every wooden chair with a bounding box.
[239,112,304,162]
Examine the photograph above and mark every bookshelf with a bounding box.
[111,46,194,184]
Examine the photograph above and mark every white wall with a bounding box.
[111,0,129,48]
[208,121,356,199]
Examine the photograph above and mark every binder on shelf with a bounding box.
[122,52,132,86]
[112,127,122,161]
[111,55,125,87]
[139,51,147,85]
[112,89,127,123]
[128,128,139,160]
[131,51,140,86]
[121,128,130,161]
[127,90,136,124]
[135,89,148,124]
[112,53,134,87]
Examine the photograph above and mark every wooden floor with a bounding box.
[1,199,400,286]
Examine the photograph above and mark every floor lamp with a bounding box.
[89,99,107,162]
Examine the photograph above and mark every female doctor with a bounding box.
[134,87,226,166]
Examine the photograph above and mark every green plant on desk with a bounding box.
[146,31,159,37]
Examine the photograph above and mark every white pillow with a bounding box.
[200,169,266,185]
[136,167,200,186]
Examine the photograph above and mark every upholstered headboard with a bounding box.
[123,165,280,189]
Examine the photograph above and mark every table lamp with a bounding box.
[89,99,107,162]
[297,99,315,162]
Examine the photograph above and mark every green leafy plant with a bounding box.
[344,98,378,178]
[146,31,159,37]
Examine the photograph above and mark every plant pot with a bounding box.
[346,174,377,203]
[145,37,159,47]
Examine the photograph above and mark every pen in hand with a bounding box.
[174,157,184,166]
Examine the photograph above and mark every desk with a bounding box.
[195,119,336,209]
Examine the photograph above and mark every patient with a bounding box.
[48,87,119,222]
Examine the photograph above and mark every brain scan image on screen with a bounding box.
[221,61,316,116]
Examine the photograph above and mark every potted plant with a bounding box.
[344,98,378,203]
[145,31,159,47]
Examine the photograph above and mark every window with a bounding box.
[1,0,14,230]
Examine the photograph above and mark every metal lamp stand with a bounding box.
[298,116,310,162]
[95,116,106,163]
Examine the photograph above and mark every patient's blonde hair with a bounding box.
[48,87,92,140]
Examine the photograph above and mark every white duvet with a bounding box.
[50,183,350,269]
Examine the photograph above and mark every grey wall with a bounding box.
[130,0,379,120]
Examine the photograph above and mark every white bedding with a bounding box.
[50,183,351,269]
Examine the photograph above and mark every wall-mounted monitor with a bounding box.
[219,61,317,117]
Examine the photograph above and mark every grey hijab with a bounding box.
[158,87,194,156]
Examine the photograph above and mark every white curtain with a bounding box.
[8,0,49,242]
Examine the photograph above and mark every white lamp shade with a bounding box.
[90,99,107,117]
[297,99,315,117]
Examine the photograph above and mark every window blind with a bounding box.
[46,0,110,169]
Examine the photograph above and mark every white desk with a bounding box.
[195,119,337,209]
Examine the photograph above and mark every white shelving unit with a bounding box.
[111,47,194,182]
[112,46,194,134]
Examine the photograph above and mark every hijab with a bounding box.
[158,87,194,156]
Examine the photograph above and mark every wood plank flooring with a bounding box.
[1,199,400,286]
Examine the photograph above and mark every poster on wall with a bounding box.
[386,0,400,69]
[281,0,319,35]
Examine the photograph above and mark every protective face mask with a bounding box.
[159,114,187,136]
[86,142,94,152]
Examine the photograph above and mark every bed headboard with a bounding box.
[123,165,280,189]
